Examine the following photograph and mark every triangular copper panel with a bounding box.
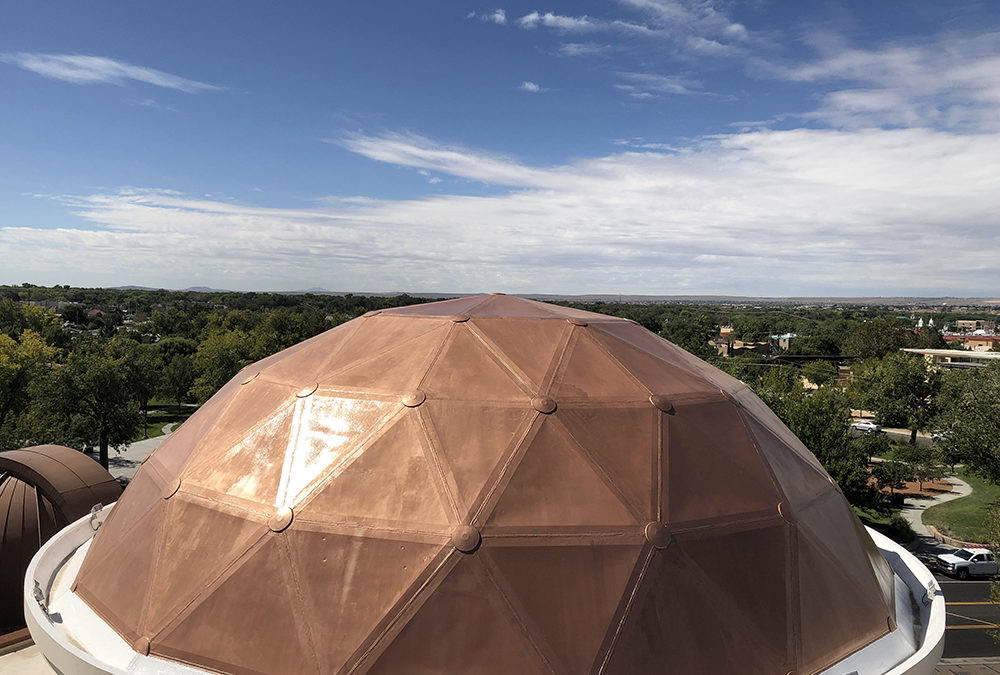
[143,495,268,635]
[740,410,834,510]
[152,537,318,675]
[603,545,779,675]
[95,464,167,548]
[181,401,295,506]
[795,490,890,611]
[368,557,548,674]
[420,327,527,401]
[588,328,722,399]
[849,510,897,610]
[274,394,398,508]
[590,320,745,393]
[673,524,790,672]
[314,315,444,380]
[471,318,569,390]
[323,324,446,392]
[301,413,451,526]
[559,406,657,520]
[287,528,443,673]
[797,527,891,674]
[258,320,360,385]
[553,332,648,401]
[76,502,166,644]
[731,387,828,473]
[487,418,636,527]
[149,375,243,476]
[383,295,492,316]
[472,294,572,318]
[485,544,642,674]
[185,379,299,470]
[665,399,778,525]
[423,400,531,516]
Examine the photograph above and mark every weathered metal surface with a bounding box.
[74,294,895,674]
[0,445,121,632]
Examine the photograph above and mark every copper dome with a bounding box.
[74,294,895,674]
[1,445,121,632]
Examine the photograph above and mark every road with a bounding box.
[937,573,1000,659]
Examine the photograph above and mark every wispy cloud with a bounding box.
[558,42,613,57]
[0,53,219,93]
[6,123,1000,295]
[614,71,702,97]
[520,80,542,92]
[517,11,596,31]
[467,9,507,25]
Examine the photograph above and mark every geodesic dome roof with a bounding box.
[74,294,895,674]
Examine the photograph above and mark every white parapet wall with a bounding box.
[27,507,946,675]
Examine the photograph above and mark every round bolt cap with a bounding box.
[402,390,426,407]
[645,522,671,549]
[649,395,674,413]
[162,478,181,500]
[133,636,150,656]
[451,525,481,553]
[241,371,259,385]
[269,506,294,532]
[531,396,557,414]
[449,314,470,323]
[297,383,318,398]
[567,318,588,327]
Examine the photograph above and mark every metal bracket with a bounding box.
[89,502,105,531]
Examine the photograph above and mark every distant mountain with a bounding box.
[109,285,159,290]
[182,286,233,293]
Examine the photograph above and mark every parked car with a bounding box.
[850,420,882,434]
[936,548,999,580]
[931,431,950,443]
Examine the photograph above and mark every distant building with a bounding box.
[954,319,996,333]
[770,332,796,350]
[903,347,1000,368]
[941,333,1000,352]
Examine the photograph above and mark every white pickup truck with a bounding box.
[935,548,999,580]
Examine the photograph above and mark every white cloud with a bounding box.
[520,80,541,92]
[558,42,613,57]
[468,9,507,25]
[6,124,1000,295]
[770,33,1000,131]
[517,11,596,31]
[615,71,702,97]
[0,53,219,92]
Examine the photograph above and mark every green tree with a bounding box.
[843,316,911,359]
[850,352,941,444]
[887,443,944,492]
[936,362,1000,483]
[160,354,196,410]
[0,329,58,450]
[191,329,252,402]
[872,460,911,496]
[33,336,145,468]
[801,360,837,387]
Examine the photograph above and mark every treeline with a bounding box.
[0,288,438,467]
[2,286,998,505]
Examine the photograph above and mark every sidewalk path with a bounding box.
[107,423,177,482]
[899,473,976,566]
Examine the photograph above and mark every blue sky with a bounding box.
[2,1,1000,296]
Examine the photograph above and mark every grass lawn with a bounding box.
[131,405,198,442]
[923,470,1000,544]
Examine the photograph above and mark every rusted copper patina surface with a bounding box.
[74,294,895,674]
[0,445,121,632]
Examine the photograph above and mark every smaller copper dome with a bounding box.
[0,445,121,632]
